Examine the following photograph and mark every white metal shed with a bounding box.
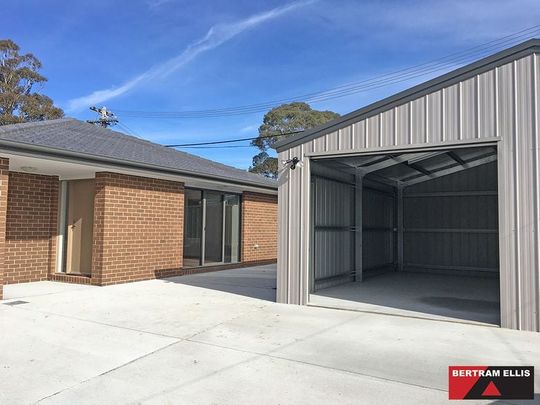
[274,39,540,332]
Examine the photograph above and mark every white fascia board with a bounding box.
[0,149,277,196]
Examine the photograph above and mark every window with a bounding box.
[183,189,241,267]
[183,189,203,267]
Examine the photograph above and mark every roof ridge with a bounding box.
[79,121,265,178]
[71,121,266,180]
[0,117,73,133]
[0,117,276,187]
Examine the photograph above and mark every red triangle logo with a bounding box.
[482,381,501,397]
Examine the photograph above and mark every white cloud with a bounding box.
[67,1,314,112]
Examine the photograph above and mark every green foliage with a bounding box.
[248,102,339,178]
[248,151,278,179]
[0,39,63,125]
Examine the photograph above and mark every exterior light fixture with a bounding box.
[282,157,300,170]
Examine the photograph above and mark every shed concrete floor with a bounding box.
[310,271,500,325]
[1,264,539,405]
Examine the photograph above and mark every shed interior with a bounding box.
[309,145,500,325]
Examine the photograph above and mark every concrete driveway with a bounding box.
[1,264,539,405]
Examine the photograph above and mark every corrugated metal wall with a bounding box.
[362,185,395,275]
[311,176,355,290]
[277,52,540,331]
[277,144,312,305]
[403,162,499,275]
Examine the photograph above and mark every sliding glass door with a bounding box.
[204,191,224,265]
[224,194,240,263]
[183,189,241,267]
[183,189,203,267]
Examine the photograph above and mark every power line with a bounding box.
[178,145,257,149]
[116,121,144,139]
[114,26,540,119]
[124,27,540,150]
[164,28,540,149]
[164,130,303,147]
[116,122,134,135]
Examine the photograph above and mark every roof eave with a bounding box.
[0,139,277,191]
[274,39,540,152]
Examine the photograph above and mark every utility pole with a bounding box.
[87,106,118,128]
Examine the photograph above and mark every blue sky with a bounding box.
[4,0,540,169]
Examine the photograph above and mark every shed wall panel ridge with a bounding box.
[478,70,496,138]
[396,104,410,146]
[427,91,443,144]
[444,84,460,142]
[410,97,426,144]
[461,77,478,140]
[289,145,303,304]
[352,121,366,149]
[535,53,540,331]
[497,88,517,328]
[366,116,380,148]
[326,131,339,152]
[514,55,539,331]
[380,109,395,147]
[276,150,290,304]
[340,126,353,150]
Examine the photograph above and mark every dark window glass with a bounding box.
[183,189,202,267]
[204,191,224,264]
[183,189,241,267]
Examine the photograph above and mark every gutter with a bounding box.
[0,139,278,192]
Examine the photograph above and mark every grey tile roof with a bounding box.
[0,118,276,189]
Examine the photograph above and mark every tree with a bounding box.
[249,102,339,178]
[0,39,63,125]
[249,151,278,178]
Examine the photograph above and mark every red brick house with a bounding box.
[0,118,277,298]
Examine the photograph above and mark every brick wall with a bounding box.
[0,158,9,299]
[241,192,278,264]
[0,167,276,292]
[92,172,184,285]
[4,172,58,284]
